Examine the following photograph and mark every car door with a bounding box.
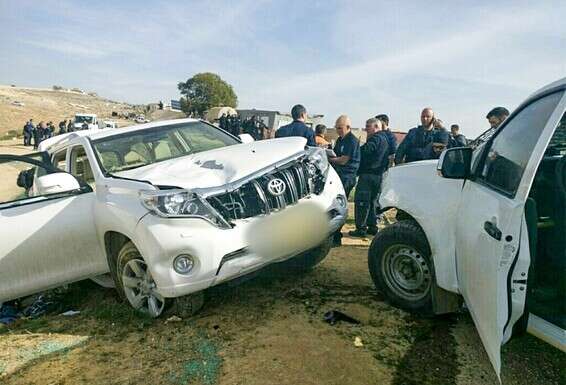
[455,89,566,377]
[0,154,107,302]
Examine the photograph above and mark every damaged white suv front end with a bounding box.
[0,119,346,318]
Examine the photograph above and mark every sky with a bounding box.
[1,0,565,137]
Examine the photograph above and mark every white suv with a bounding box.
[369,78,565,376]
[0,119,347,317]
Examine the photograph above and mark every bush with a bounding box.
[52,85,64,91]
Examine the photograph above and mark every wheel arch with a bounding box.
[379,206,462,314]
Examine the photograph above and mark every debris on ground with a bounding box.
[60,310,81,317]
[354,336,364,347]
[165,316,183,323]
[323,310,361,326]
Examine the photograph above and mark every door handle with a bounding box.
[484,220,502,241]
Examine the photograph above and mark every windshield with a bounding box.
[75,116,94,124]
[92,121,240,173]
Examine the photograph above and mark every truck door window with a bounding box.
[478,91,564,197]
[70,146,95,187]
[52,149,67,171]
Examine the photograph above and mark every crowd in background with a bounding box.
[22,118,87,149]
[275,104,510,246]
[218,113,268,141]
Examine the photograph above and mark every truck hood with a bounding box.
[114,137,307,189]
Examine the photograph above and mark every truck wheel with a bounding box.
[116,241,169,318]
[368,220,434,314]
[284,237,332,271]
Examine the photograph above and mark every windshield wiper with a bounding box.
[112,164,148,172]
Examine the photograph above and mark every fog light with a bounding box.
[173,254,195,274]
[336,195,347,208]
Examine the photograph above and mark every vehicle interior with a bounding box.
[525,111,566,329]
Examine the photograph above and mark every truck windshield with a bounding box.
[75,116,94,124]
[92,121,240,173]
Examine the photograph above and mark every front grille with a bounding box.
[207,159,325,222]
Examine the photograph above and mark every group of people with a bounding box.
[218,113,268,141]
[22,118,88,149]
[275,104,510,246]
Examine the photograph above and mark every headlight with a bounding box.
[139,189,230,229]
[306,146,329,175]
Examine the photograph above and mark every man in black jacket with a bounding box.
[275,104,316,146]
[349,118,389,237]
[395,108,435,164]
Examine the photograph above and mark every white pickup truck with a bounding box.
[0,119,347,318]
[370,78,566,376]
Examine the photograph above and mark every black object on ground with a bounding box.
[323,310,360,325]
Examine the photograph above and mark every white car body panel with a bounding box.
[379,160,464,293]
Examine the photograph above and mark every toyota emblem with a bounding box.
[267,178,286,196]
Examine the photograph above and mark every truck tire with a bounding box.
[368,220,434,314]
[284,237,332,272]
[115,241,170,318]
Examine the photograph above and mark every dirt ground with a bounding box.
[0,226,563,385]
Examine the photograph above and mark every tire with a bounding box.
[115,241,170,318]
[284,237,332,272]
[368,220,434,314]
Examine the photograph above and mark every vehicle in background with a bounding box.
[369,78,566,377]
[74,113,99,130]
[135,115,150,124]
[102,120,118,129]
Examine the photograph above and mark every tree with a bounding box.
[177,73,238,117]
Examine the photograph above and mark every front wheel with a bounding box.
[368,221,434,314]
[115,241,170,318]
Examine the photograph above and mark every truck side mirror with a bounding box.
[35,172,81,195]
[438,147,473,179]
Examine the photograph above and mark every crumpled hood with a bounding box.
[114,137,307,189]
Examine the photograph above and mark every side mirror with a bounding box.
[35,172,81,195]
[438,147,473,179]
[239,133,255,143]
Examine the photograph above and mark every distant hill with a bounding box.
[0,85,185,136]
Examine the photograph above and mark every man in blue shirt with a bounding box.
[329,115,360,246]
[395,108,436,164]
[275,104,316,146]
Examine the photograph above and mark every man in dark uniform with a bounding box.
[67,119,74,132]
[376,114,397,164]
[23,119,34,146]
[395,108,436,164]
[329,115,360,246]
[219,113,227,131]
[449,124,467,147]
[275,104,316,146]
[349,118,389,237]
[58,120,67,135]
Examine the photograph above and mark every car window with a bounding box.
[92,121,239,173]
[52,149,67,171]
[69,146,95,187]
[477,91,564,197]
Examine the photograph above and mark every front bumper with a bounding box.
[132,168,346,298]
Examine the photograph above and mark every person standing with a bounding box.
[375,114,397,164]
[219,113,227,131]
[58,120,67,135]
[349,118,389,237]
[449,124,467,147]
[275,104,316,146]
[67,119,74,133]
[329,115,360,246]
[394,108,436,164]
[423,129,450,159]
[23,119,34,146]
[33,121,46,149]
[314,124,330,148]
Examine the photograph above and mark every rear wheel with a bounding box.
[368,220,434,314]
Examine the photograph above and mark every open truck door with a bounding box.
[454,89,566,377]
